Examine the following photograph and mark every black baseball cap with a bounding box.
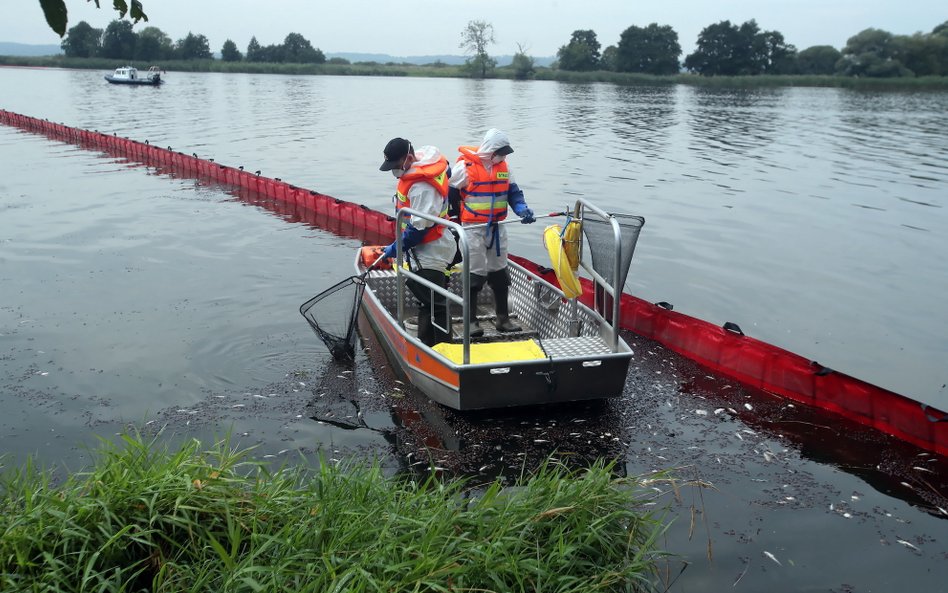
[494,145,514,156]
[379,137,412,171]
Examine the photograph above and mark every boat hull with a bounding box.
[358,259,633,411]
[104,76,161,86]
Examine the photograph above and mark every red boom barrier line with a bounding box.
[2,109,945,458]
[510,255,947,457]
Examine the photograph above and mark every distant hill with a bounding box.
[0,42,62,56]
[0,42,554,67]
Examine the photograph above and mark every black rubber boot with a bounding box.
[488,269,521,332]
[468,274,486,338]
[469,287,484,337]
[408,268,450,346]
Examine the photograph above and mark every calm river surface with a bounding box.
[2,66,947,592]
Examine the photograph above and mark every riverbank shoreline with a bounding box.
[3,55,948,90]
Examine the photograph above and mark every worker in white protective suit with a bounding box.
[379,138,456,346]
[449,129,535,335]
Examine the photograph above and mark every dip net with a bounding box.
[300,276,366,361]
[580,211,645,292]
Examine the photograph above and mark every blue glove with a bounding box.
[519,207,535,224]
[382,241,397,260]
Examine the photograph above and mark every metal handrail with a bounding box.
[393,207,472,365]
[574,197,625,352]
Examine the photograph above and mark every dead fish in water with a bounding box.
[897,540,919,551]
[763,551,782,566]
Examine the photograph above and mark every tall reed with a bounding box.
[1,434,673,592]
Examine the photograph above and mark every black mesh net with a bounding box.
[300,275,367,360]
[580,211,645,291]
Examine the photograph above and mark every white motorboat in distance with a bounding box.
[104,66,163,86]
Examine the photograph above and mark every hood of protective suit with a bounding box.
[475,128,512,160]
[410,145,445,168]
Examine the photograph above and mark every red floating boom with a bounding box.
[2,109,945,458]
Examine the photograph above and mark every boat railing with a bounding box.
[393,207,473,364]
[393,202,642,361]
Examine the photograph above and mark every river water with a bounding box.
[1,66,947,592]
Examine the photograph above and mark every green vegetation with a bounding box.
[4,54,948,90]
[0,434,674,592]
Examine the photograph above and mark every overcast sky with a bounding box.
[3,0,945,58]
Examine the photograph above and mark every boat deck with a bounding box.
[364,263,619,360]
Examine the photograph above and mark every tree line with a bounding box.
[57,16,948,79]
[60,21,327,65]
[552,19,948,77]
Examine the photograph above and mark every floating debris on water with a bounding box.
[897,540,919,551]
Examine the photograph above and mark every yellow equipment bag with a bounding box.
[542,224,583,299]
[562,219,582,271]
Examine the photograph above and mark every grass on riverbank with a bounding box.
[0,434,674,592]
[3,55,948,89]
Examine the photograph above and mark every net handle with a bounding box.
[462,211,565,231]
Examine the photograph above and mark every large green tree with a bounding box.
[684,20,795,75]
[460,20,496,78]
[60,20,102,58]
[100,20,136,59]
[282,33,325,64]
[40,0,146,37]
[557,30,601,71]
[758,30,798,74]
[221,39,242,62]
[615,23,681,75]
[175,32,212,60]
[893,25,948,76]
[134,26,172,61]
[796,45,842,75]
[836,28,910,77]
[246,37,262,62]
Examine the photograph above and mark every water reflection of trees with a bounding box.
[554,84,600,145]
[833,91,948,185]
[461,79,491,133]
[685,87,786,161]
[610,85,677,157]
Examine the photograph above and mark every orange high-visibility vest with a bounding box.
[394,156,451,243]
[456,145,510,224]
